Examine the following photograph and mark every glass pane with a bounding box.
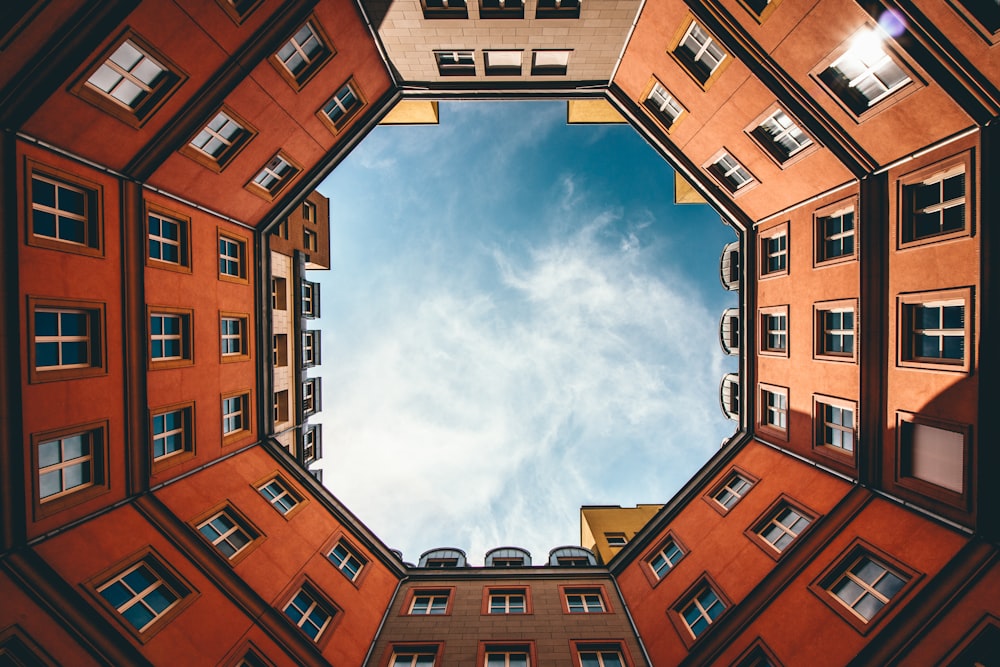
[33,210,57,237]
[874,571,906,598]
[854,592,883,620]
[62,341,89,365]
[38,440,61,467]
[39,470,62,497]
[122,602,156,630]
[62,312,88,336]
[100,581,132,608]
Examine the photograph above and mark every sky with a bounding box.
[313,101,738,565]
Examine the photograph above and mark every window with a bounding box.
[564,589,606,613]
[950,0,1000,38]
[644,81,685,130]
[576,646,627,667]
[248,153,300,199]
[218,232,247,281]
[319,81,364,133]
[220,314,249,360]
[392,648,439,666]
[303,425,320,463]
[271,20,333,89]
[424,558,459,567]
[760,307,787,355]
[900,160,969,246]
[483,646,531,667]
[272,277,287,310]
[328,539,366,581]
[898,412,967,496]
[409,591,451,615]
[258,477,301,516]
[273,390,289,423]
[421,0,468,18]
[649,538,685,579]
[816,204,855,264]
[303,331,319,367]
[283,585,335,642]
[484,50,523,76]
[708,152,755,194]
[756,504,811,553]
[151,405,193,463]
[303,378,320,416]
[304,228,317,252]
[605,532,627,547]
[273,334,288,367]
[222,393,250,439]
[28,167,102,256]
[147,209,190,269]
[93,553,193,639]
[215,0,263,24]
[531,50,570,75]
[673,20,728,86]
[29,299,106,382]
[816,398,855,454]
[197,509,257,560]
[535,0,580,18]
[480,0,523,19]
[898,289,971,370]
[732,640,782,667]
[711,471,754,512]
[737,0,781,22]
[302,281,319,317]
[148,309,192,367]
[818,28,911,116]
[760,384,788,436]
[752,108,813,164]
[435,50,475,76]
[272,219,289,239]
[488,589,527,614]
[677,582,727,640]
[181,107,255,171]
[826,554,908,623]
[75,34,184,127]
[35,423,106,508]
[760,226,788,277]
[816,303,855,360]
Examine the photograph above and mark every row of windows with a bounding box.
[271,278,320,318]
[402,585,610,616]
[757,289,971,370]
[435,49,571,76]
[389,642,628,667]
[420,0,581,20]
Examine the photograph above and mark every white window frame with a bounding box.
[645,82,685,128]
[96,561,181,633]
[276,22,326,78]
[679,584,726,639]
[649,539,684,579]
[86,40,167,110]
[409,592,450,615]
[258,478,299,515]
[221,317,244,356]
[283,587,333,641]
[488,590,527,614]
[38,431,95,500]
[34,308,91,369]
[828,555,907,622]
[152,408,186,460]
[150,313,183,360]
[713,472,752,510]
[197,510,254,559]
[328,540,366,581]
[31,174,89,246]
[757,505,811,553]
[756,109,813,160]
[148,213,183,265]
[676,21,727,81]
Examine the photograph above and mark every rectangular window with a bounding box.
[899,290,970,370]
[488,589,527,614]
[320,81,363,132]
[248,153,300,199]
[272,277,287,310]
[97,559,185,634]
[649,538,685,579]
[75,34,184,127]
[708,152,755,193]
[421,0,468,18]
[182,107,255,171]
[302,281,319,317]
[273,334,288,367]
[816,205,855,263]
[258,477,300,515]
[220,314,248,360]
[218,232,247,280]
[36,425,105,504]
[816,305,855,360]
[151,405,193,462]
[761,308,787,355]
[752,108,813,163]
[303,331,319,367]
[283,585,335,642]
[29,297,106,383]
[409,591,451,615]
[678,583,726,639]
[712,471,754,511]
[484,50,523,76]
[483,646,531,666]
[898,413,966,495]
[29,169,102,256]
[827,554,907,622]
[901,163,968,245]
[272,20,333,89]
[273,390,289,424]
[303,228,317,252]
[819,28,911,115]
[303,425,320,463]
[673,20,728,86]
[644,81,685,130]
[605,532,627,547]
[564,589,606,613]
[328,539,367,581]
[148,309,192,367]
[762,385,788,432]
[575,645,627,667]
[531,50,571,75]
[760,227,788,276]
[222,393,250,438]
[480,0,523,17]
[302,378,320,416]
[147,210,189,269]
[198,509,257,560]
[818,401,855,453]
[392,648,439,666]
[757,505,811,553]
[535,0,579,18]
[435,50,475,76]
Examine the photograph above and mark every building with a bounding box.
[1,0,997,665]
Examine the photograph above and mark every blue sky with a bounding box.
[313,101,738,565]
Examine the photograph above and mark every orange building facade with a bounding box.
[1,0,998,665]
